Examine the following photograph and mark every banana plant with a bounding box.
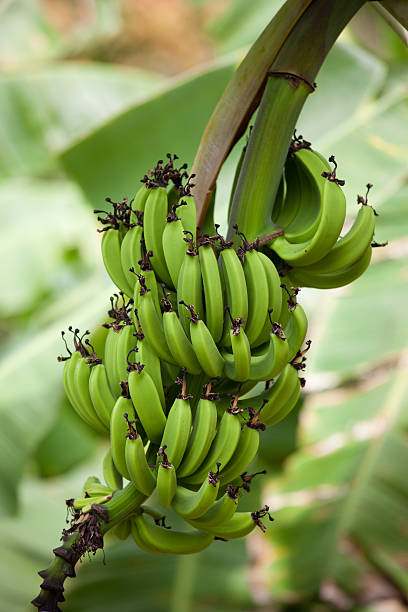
[32,1,407,610]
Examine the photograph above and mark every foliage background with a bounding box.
[1,1,407,610]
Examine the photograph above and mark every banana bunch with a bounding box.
[58,143,377,555]
[269,135,378,288]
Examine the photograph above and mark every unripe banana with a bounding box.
[101,229,133,297]
[143,187,173,286]
[162,204,187,288]
[172,467,220,519]
[181,303,224,378]
[159,374,192,469]
[219,246,248,346]
[199,238,224,342]
[162,305,202,375]
[177,383,218,478]
[103,448,123,491]
[132,512,214,554]
[128,362,167,444]
[110,392,136,480]
[125,418,156,497]
[177,238,204,336]
[156,446,177,508]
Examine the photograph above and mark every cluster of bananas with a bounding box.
[59,143,377,554]
[267,134,378,288]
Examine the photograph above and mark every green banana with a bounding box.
[182,303,224,378]
[283,148,330,243]
[136,277,176,364]
[156,447,177,508]
[288,245,372,289]
[162,306,202,375]
[184,397,242,485]
[103,448,123,490]
[238,363,299,424]
[222,313,251,382]
[177,383,218,478]
[132,512,214,554]
[177,238,204,336]
[177,195,197,237]
[89,362,116,428]
[128,362,167,444]
[188,506,273,539]
[284,303,308,362]
[159,374,192,468]
[120,222,143,291]
[199,238,224,342]
[116,323,137,383]
[264,376,301,427]
[241,247,269,344]
[252,251,283,347]
[103,325,122,398]
[125,418,156,496]
[110,393,136,480]
[143,187,173,286]
[292,197,376,275]
[172,468,220,519]
[185,485,239,529]
[270,155,347,266]
[162,204,187,288]
[101,228,133,297]
[248,325,289,381]
[219,246,248,346]
[219,424,260,485]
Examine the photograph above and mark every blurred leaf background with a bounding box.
[1,1,407,610]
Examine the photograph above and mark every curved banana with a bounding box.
[116,323,137,383]
[222,315,251,382]
[188,507,272,539]
[242,248,269,344]
[177,240,204,336]
[270,155,346,266]
[156,447,177,508]
[162,206,187,288]
[132,513,214,554]
[292,203,375,275]
[183,303,224,378]
[283,303,308,362]
[110,394,135,480]
[185,486,239,529]
[159,377,192,469]
[101,229,133,297]
[219,424,260,485]
[125,419,156,496]
[120,223,143,291]
[288,245,372,289]
[128,362,166,444]
[62,350,90,425]
[103,326,121,398]
[219,246,248,346]
[252,251,283,347]
[248,327,289,381]
[89,363,116,428]
[102,448,123,491]
[177,195,197,237]
[143,187,172,286]
[172,469,220,519]
[177,385,218,478]
[73,357,108,433]
[239,363,299,424]
[184,402,242,485]
[263,376,301,427]
[162,308,202,375]
[137,278,176,364]
[283,148,330,243]
[199,239,224,343]
[137,335,165,408]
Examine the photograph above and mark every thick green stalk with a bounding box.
[32,484,146,611]
[193,0,314,223]
[227,0,367,241]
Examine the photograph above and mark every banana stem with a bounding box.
[32,484,146,611]
[226,0,366,241]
